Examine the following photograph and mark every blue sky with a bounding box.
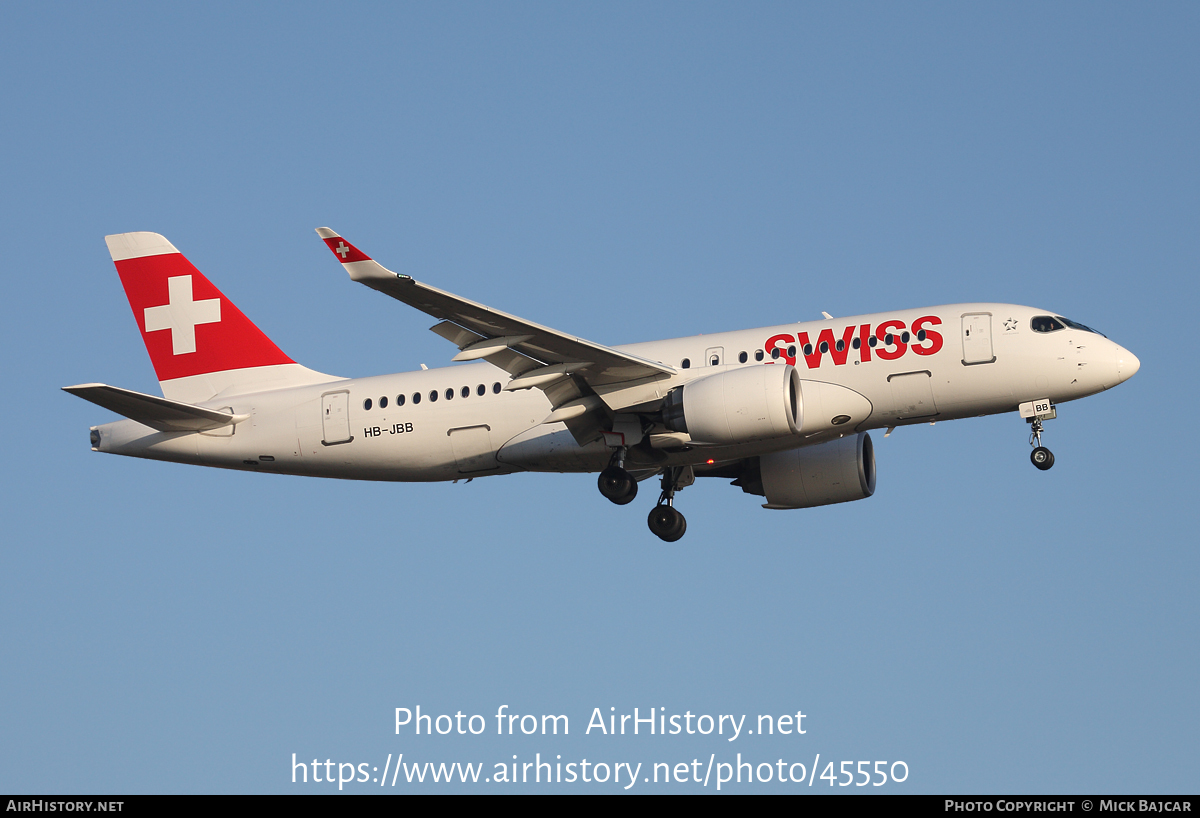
[2,2,1197,793]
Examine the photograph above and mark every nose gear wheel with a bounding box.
[1028,417,1055,470]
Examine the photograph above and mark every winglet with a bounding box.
[315,227,372,263]
[315,227,406,283]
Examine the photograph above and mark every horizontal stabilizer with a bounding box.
[62,383,249,432]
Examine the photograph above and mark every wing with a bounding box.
[316,228,678,440]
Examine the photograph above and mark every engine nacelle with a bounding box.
[758,432,876,509]
[663,364,801,446]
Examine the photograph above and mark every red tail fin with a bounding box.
[105,232,335,402]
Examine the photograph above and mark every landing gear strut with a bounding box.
[598,446,638,505]
[1029,418,1055,471]
[648,466,689,542]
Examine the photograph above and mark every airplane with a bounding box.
[65,230,1141,541]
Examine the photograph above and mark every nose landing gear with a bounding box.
[1030,418,1055,470]
[648,466,692,542]
[1020,399,1057,471]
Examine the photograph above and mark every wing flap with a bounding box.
[63,383,248,432]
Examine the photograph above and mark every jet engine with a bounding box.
[736,432,876,509]
[662,364,802,446]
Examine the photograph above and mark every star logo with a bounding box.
[1003,317,1019,332]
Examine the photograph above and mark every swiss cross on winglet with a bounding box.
[317,229,371,263]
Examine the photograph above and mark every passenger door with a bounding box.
[321,390,352,445]
[961,313,995,365]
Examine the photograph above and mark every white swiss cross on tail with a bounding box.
[143,275,221,355]
[336,241,350,259]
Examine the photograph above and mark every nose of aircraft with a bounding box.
[1116,346,1140,383]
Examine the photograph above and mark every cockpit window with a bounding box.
[1031,316,1065,333]
[1057,316,1106,337]
[1031,314,1107,337]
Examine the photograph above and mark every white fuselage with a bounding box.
[92,304,1138,480]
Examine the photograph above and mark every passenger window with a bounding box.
[462,386,470,398]
[869,336,877,347]
[477,384,486,396]
[445,388,454,400]
[901,331,910,344]
[803,344,813,356]
[397,394,406,406]
[835,340,845,352]
[917,330,926,342]
[819,342,828,353]
[363,398,372,410]
[884,333,894,345]
[755,349,764,361]
[493,382,502,394]
[771,348,780,360]
[681,358,691,369]
[412,392,421,405]
[429,390,438,402]
[788,345,797,358]
[738,351,748,363]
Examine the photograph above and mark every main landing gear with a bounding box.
[598,447,638,505]
[647,466,690,542]
[595,446,692,542]
[1029,417,1055,471]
